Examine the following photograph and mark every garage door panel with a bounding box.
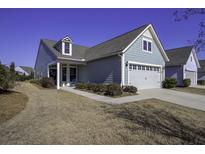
[185,70,196,85]
[129,64,161,89]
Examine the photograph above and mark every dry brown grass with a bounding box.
[105,99,205,144]
[0,91,28,124]
[0,83,205,144]
[172,87,205,95]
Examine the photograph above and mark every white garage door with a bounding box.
[185,70,196,85]
[129,64,161,89]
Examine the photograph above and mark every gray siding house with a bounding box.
[198,60,205,80]
[34,24,169,89]
[15,66,34,76]
[165,46,200,86]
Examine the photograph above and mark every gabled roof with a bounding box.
[85,24,149,61]
[41,39,89,60]
[40,23,169,62]
[19,66,33,74]
[199,60,205,72]
[166,46,195,66]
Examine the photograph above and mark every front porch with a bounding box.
[47,61,83,89]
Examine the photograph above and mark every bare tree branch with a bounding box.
[173,9,205,53]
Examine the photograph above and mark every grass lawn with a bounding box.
[171,87,205,95]
[1,82,205,144]
[0,91,28,124]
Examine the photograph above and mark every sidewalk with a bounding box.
[60,87,150,104]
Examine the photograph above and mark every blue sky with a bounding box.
[0,8,204,67]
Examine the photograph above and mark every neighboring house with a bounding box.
[165,46,200,86]
[198,60,205,80]
[15,66,34,76]
[34,24,169,89]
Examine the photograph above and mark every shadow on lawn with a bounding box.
[106,100,205,144]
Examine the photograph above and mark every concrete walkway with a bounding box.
[61,87,205,111]
[191,85,205,89]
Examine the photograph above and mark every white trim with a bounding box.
[122,24,169,62]
[128,61,163,67]
[142,38,153,53]
[57,62,60,89]
[62,42,72,56]
[121,54,125,86]
[58,57,85,61]
[127,61,163,86]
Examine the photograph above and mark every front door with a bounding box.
[70,67,77,83]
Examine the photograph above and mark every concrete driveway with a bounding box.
[138,88,205,111]
[62,87,205,111]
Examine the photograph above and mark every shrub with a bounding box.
[86,83,96,91]
[183,78,191,87]
[105,83,122,96]
[0,62,15,91]
[16,74,34,81]
[123,86,138,94]
[198,80,205,85]
[162,78,177,88]
[30,79,41,85]
[75,83,87,89]
[40,77,55,88]
[92,84,107,93]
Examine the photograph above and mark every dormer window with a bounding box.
[64,42,70,54]
[62,36,72,56]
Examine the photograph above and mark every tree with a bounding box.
[173,8,205,53]
[0,61,15,92]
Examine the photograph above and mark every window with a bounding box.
[129,64,132,70]
[143,40,147,51]
[64,42,70,54]
[146,66,149,71]
[142,66,145,70]
[148,42,151,51]
[62,67,67,82]
[150,66,153,71]
[191,56,192,62]
[138,65,142,70]
[133,65,136,70]
[142,39,152,52]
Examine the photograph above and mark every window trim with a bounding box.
[62,42,72,56]
[142,38,152,53]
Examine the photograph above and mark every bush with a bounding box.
[198,80,205,85]
[0,62,15,91]
[92,84,107,93]
[162,78,177,89]
[183,78,191,87]
[40,77,55,88]
[105,83,122,96]
[30,79,41,85]
[123,86,138,94]
[85,83,95,91]
[75,83,87,89]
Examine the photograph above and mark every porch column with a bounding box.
[57,62,60,89]
[47,65,50,78]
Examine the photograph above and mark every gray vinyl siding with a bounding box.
[124,35,165,85]
[165,66,184,86]
[34,43,56,79]
[78,55,121,84]
[78,65,88,82]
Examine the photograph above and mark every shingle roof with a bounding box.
[199,60,205,72]
[165,46,194,66]
[85,24,149,61]
[41,39,89,60]
[20,66,33,75]
[41,24,149,62]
